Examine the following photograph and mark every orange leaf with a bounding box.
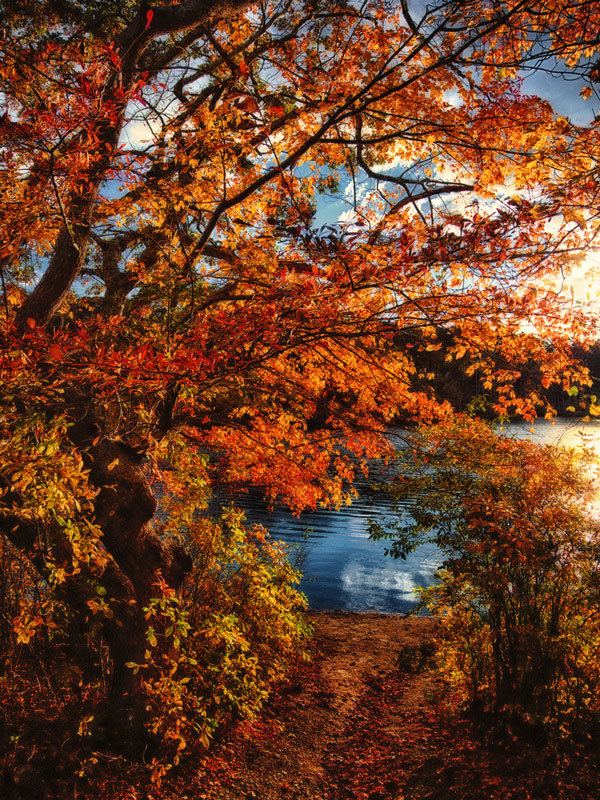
[48,343,63,360]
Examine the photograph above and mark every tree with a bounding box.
[1,0,600,753]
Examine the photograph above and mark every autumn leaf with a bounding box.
[2,0,600,771]
[563,209,588,229]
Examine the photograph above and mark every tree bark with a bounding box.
[15,0,251,332]
[66,414,192,732]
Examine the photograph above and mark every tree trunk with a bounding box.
[67,416,192,736]
[0,407,193,744]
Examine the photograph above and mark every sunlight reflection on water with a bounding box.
[226,419,600,613]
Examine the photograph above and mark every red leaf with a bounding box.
[235,95,260,113]
[145,9,154,30]
[238,59,250,77]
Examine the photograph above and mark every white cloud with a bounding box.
[561,250,600,307]
[119,116,162,149]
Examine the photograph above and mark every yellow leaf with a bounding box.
[107,458,120,471]
[563,210,587,230]
[589,403,600,416]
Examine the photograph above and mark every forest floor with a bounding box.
[163,611,600,800]
[6,612,600,799]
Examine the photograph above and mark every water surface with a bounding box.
[226,419,600,612]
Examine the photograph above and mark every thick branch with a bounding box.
[15,0,251,333]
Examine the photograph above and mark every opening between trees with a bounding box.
[2,0,600,787]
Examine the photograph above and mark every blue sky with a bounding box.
[525,68,596,126]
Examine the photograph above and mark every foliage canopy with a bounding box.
[2,0,600,776]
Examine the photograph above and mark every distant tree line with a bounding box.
[393,331,600,419]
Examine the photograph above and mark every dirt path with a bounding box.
[196,612,440,800]
[180,612,600,800]
[6,612,599,799]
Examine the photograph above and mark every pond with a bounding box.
[221,419,600,613]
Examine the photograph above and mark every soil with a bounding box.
[7,611,599,799]
[200,611,440,800]
[173,611,600,800]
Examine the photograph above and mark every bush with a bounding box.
[372,417,600,739]
[122,435,312,771]
[138,507,311,770]
[0,424,311,779]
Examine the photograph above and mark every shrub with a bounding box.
[0,423,311,777]
[129,437,312,769]
[372,417,600,738]
[136,507,311,768]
